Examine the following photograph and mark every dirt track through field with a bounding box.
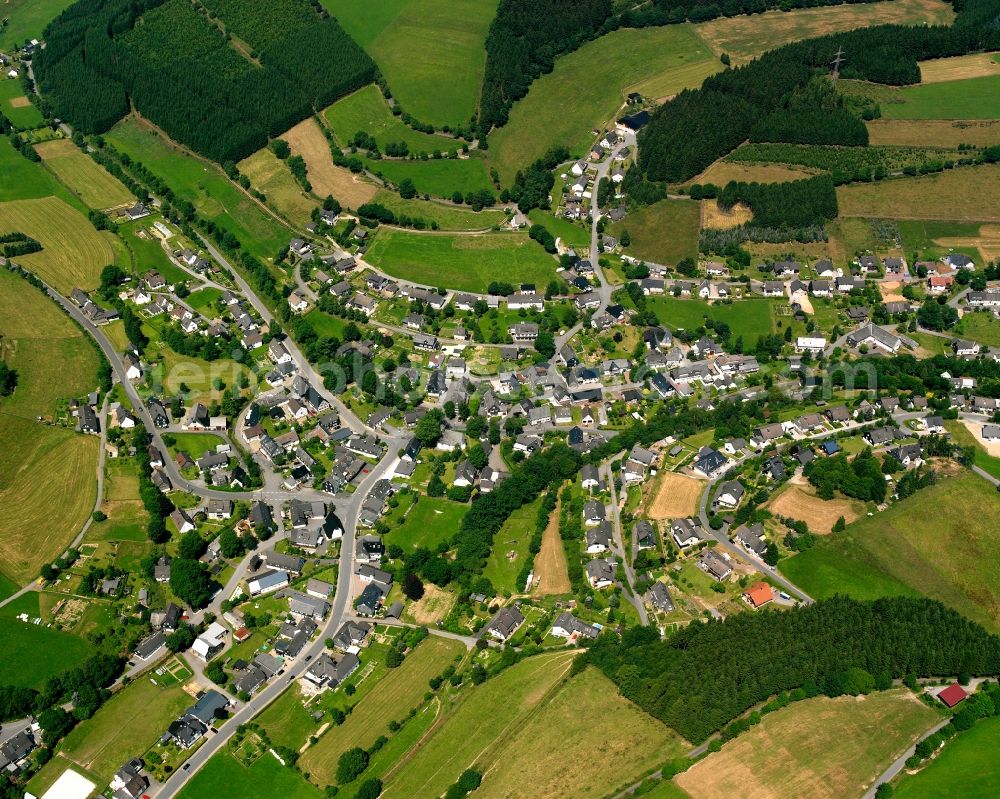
[533,501,570,594]
[646,472,703,520]
[283,117,378,209]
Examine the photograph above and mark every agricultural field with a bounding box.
[765,481,864,534]
[280,116,381,209]
[364,229,557,292]
[0,196,116,291]
[0,270,100,584]
[528,208,590,249]
[325,0,498,129]
[894,715,1000,799]
[0,0,76,50]
[866,118,1000,148]
[37,670,192,787]
[0,593,94,690]
[238,147,317,224]
[881,74,1000,119]
[35,139,135,210]
[176,747,320,799]
[473,667,687,799]
[86,459,149,543]
[299,636,464,784]
[779,472,1000,632]
[645,296,780,346]
[324,84,458,154]
[483,497,541,594]
[646,472,703,520]
[387,496,468,551]
[0,78,44,128]
[694,0,954,63]
[532,501,570,595]
[106,117,289,259]
[608,199,701,266]
[918,51,1000,83]
[488,25,719,184]
[837,164,1000,222]
[695,160,817,186]
[675,689,938,799]
[365,154,493,198]
[0,135,82,204]
[371,190,506,230]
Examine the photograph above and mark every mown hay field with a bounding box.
[35,139,134,210]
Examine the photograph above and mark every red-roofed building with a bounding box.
[743,581,774,609]
[928,274,954,293]
[938,683,967,708]
[233,627,251,642]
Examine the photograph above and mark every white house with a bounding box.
[795,336,826,354]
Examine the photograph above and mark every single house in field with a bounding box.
[485,607,525,642]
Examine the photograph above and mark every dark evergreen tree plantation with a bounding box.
[716,175,838,228]
[35,0,376,163]
[586,596,1000,743]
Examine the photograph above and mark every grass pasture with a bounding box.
[483,497,541,594]
[388,496,468,551]
[895,715,1000,799]
[0,0,76,50]
[371,190,505,230]
[107,117,288,259]
[488,25,718,184]
[646,472,703,520]
[882,74,1000,119]
[300,636,463,784]
[35,139,134,210]
[0,593,94,690]
[919,51,1000,83]
[0,79,44,128]
[837,164,1000,221]
[779,472,1000,632]
[645,296,779,346]
[177,748,320,799]
[696,160,818,186]
[609,199,701,266]
[324,84,457,155]
[866,118,1000,147]
[0,196,116,291]
[474,667,687,799]
[238,147,317,223]
[694,0,954,63]
[675,689,938,799]
[765,482,864,534]
[87,459,149,542]
[364,229,557,292]
[365,155,493,198]
[0,136,80,203]
[325,0,497,129]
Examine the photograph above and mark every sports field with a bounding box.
[325,0,496,129]
[675,689,938,799]
[300,636,464,784]
[609,199,701,267]
[866,118,1000,147]
[837,164,1000,222]
[364,229,557,292]
[765,482,864,534]
[882,74,1000,119]
[0,0,76,50]
[895,715,1000,799]
[324,84,458,154]
[365,155,493,198]
[372,190,506,230]
[107,117,288,259]
[0,196,116,291]
[647,472,702,520]
[177,748,321,799]
[488,25,719,184]
[0,593,93,690]
[694,0,953,63]
[0,79,44,128]
[388,496,468,551]
[780,472,1000,632]
[238,147,317,223]
[35,139,134,210]
[483,496,540,594]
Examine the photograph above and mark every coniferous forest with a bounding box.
[585,596,1000,743]
[635,0,1000,184]
[34,0,375,163]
